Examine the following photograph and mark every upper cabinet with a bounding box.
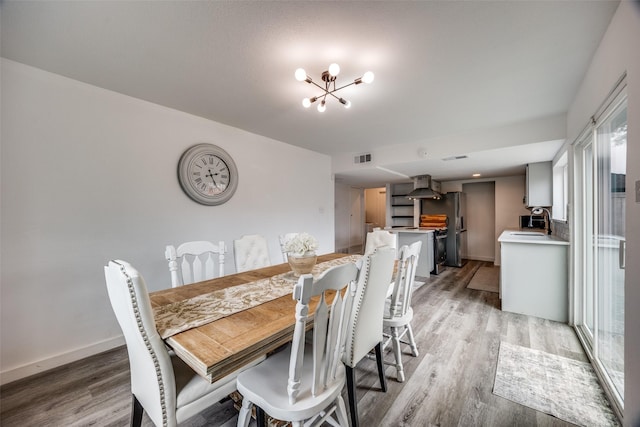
[525,161,552,207]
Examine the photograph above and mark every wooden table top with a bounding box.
[149,253,349,382]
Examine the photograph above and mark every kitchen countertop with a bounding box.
[498,230,569,245]
[389,227,438,234]
[389,227,436,275]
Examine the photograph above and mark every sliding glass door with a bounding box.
[594,97,626,400]
[574,85,626,411]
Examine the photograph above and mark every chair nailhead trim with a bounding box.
[350,256,370,365]
[118,263,169,427]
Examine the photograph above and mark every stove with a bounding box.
[406,226,447,274]
[431,228,447,274]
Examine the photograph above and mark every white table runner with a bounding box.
[154,255,361,339]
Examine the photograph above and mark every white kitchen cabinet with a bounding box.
[498,230,569,322]
[391,229,434,276]
[525,161,552,207]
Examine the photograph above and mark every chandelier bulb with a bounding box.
[302,98,311,108]
[328,63,340,77]
[295,68,307,82]
[362,71,375,84]
[339,98,351,109]
[317,101,326,113]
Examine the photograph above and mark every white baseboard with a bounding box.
[466,255,496,262]
[0,335,125,386]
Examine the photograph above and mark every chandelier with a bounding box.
[295,63,374,112]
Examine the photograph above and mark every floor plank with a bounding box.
[0,260,612,426]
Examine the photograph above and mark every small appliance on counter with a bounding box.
[520,215,545,229]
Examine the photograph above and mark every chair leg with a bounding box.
[335,395,350,427]
[130,394,143,427]
[256,405,267,427]
[374,342,388,392]
[391,327,405,382]
[238,398,253,427]
[406,324,419,357]
[346,365,358,427]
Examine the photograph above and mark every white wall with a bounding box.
[334,181,352,253]
[565,2,640,424]
[0,59,335,384]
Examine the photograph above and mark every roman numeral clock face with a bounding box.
[177,143,239,205]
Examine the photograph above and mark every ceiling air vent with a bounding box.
[354,153,372,164]
[442,155,468,161]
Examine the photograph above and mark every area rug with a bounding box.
[466,266,499,293]
[493,342,619,426]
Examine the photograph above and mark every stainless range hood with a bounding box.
[406,175,442,200]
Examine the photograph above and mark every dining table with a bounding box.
[149,252,359,383]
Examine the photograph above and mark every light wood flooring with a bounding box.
[1,260,603,426]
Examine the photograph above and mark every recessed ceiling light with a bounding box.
[472,173,481,177]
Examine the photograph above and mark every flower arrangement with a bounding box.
[283,232,318,256]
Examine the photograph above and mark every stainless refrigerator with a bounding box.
[421,192,467,267]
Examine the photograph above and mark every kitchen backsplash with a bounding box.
[552,220,570,241]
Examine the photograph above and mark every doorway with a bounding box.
[462,181,496,261]
[364,187,387,230]
[349,187,364,253]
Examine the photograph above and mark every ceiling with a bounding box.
[1,1,619,186]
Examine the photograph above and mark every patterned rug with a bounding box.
[466,266,499,293]
[493,342,619,426]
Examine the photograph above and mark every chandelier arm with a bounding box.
[326,91,343,101]
[309,81,328,92]
[330,81,357,93]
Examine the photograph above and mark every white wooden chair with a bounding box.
[382,240,422,382]
[104,260,261,427]
[279,233,299,262]
[233,234,271,273]
[342,247,396,427]
[364,229,397,256]
[236,261,359,427]
[165,240,226,287]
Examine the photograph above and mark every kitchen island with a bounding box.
[389,228,435,276]
[498,230,569,322]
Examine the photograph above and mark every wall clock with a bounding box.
[177,143,239,205]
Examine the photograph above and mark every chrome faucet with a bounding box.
[531,207,552,235]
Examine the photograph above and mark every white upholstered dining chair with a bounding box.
[233,234,271,273]
[236,261,359,427]
[364,229,397,256]
[382,240,422,382]
[342,246,396,427]
[104,260,260,427]
[165,240,226,287]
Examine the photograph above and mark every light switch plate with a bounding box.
[636,180,640,203]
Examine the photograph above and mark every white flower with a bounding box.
[283,232,318,256]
